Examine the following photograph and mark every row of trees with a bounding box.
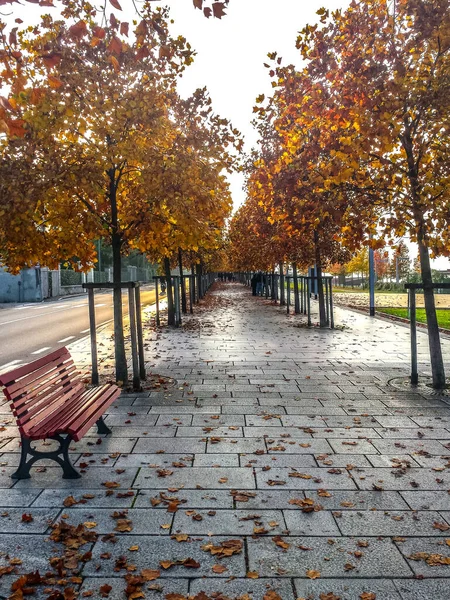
[229,0,450,387]
[0,2,240,382]
[332,243,412,284]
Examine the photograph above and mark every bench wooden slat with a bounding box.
[11,365,79,416]
[68,386,121,441]
[28,385,111,439]
[7,363,77,407]
[0,347,69,386]
[19,384,86,438]
[5,353,75,399]
[13,380,85,429]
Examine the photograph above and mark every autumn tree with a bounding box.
[140,88,240,322]
[346,248,369,281]
[0,4,237,382]
[374,249,390,281]
[294,0,450,386]
[249,63,365,324]
[389,241,411,282]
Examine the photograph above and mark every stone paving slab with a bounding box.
[255,467,358,490]
[190,578,296,599]
[134,466,256,489]
[394,579,450,600]
[353,467,449,491]
[400,491,450,511]
[247,535,412,577]
[336,510,450,536]
[0,533,59,598]
[294,579,403,599]
[0,489,41,507]
[80,577,189,600]
[31,488,137,508]
[306,489,410,510]
[133,490,234,509]
[172,509,286,535]
[0,508,58,533]
[12,466,138,489]
[83,535,247,577]
[133,437,206,453]
[59,508,173,534]
[395,537,450,576]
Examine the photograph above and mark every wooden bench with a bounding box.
[0,347,121,480]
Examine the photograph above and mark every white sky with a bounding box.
[167,0,347,210]
[2,0,449,268]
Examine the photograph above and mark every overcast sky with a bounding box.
[167,0,347,209]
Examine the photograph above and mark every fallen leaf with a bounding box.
[21,514,33,523]
[306,569,321,579]
[63,496,79,507]
[99,583,112,597]
[171,533,189,542]
[272,535,289,549]
[433,522,450,531]
[212,564,228,573]
[141,569,160,581]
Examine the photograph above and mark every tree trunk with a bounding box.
[418,236,446,388]
[108,167,127,384]
[111,232,127,383]
[314,230,327,327]
[279,262,285,306]
[403,122,446,388]
[196,263,202,299]
[191,263,196,302]
[164,257,175,326]
[178,248,187,314]
[271,270,276,300]
[293,263,300,314]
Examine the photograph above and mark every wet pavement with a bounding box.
[0,282,449,599]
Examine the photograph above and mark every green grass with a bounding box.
[332,287,367,294]
[378,307,450,329]
[332,287,408,294]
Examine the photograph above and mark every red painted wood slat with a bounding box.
[0,347,69,386]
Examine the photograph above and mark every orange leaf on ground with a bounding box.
[141,569,160,581]
[306,569,321,579]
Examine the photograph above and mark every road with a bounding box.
[0,285,159,369]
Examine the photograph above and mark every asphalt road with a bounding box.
[0,285,159,369]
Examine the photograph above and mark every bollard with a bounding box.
[154,277,161,327]
[410,289,418,385]
[134,285,146,380]
[87,287,99,385]
[128,286,140,391]
[286,276,291,314]
[189,275,194,314]
[329,279,334,329]
[307,277,311,326]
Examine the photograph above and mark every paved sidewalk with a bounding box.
[0,282,449,600]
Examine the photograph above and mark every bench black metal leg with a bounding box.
[60,436,81,479]
[11,435,81,480]
[96,416,112,435]
[12,438,33,479]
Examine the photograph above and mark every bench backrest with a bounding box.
[0,347,84,435]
